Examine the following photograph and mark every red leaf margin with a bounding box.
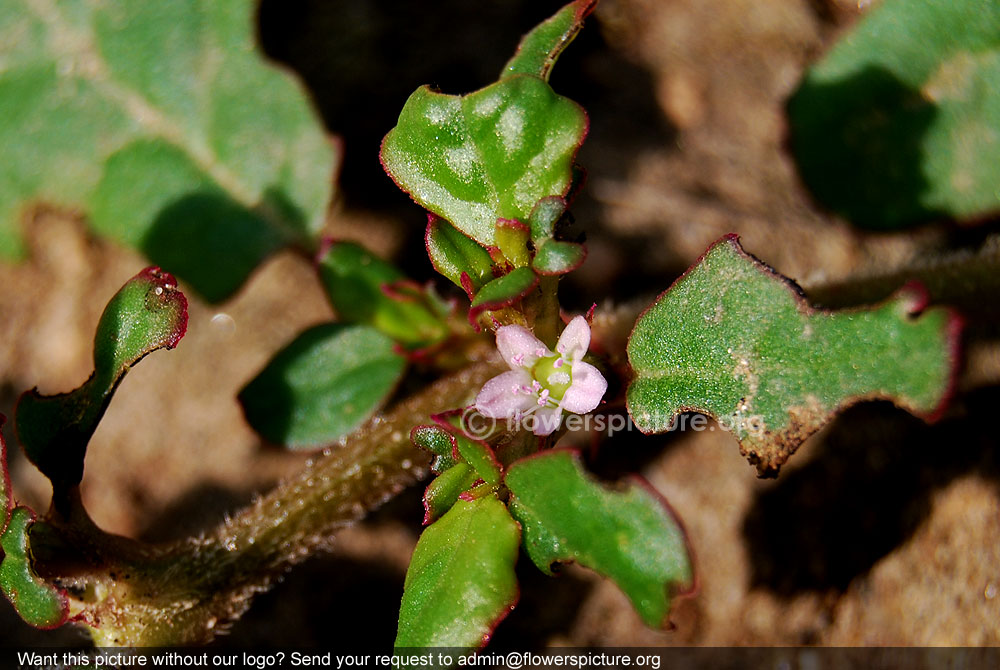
[504,447,698,629]
[626,233,964,475]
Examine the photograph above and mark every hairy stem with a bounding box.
[35,358,503,645]
[805,236,1000,339]
[39,239,996,646]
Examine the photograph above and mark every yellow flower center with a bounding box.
[531,355,572,401]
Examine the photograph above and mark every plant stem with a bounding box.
[528,276,562,347]
[804,236,1000,339]
[38,238,997,646]
[34,358,504,645]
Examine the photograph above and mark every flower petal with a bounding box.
[496,325,550,369]
[555,315,591,362]
[528,406,563,436]
[475,369,536,418]
[560,361,608,414]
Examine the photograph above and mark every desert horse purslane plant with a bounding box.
[0,0,963,652]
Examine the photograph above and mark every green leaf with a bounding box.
[503,0,597,81]
[239,323,406,450]
[411,425,461,475]
[15,267,188,492]
[469,267,539,319]
[627,235,961,474]
[425,216,495,294]
[435,416,502,487]
[0,0,337,300]
[0,507,68,629]
[504,450,693,628]
[395,497,520,650]
[380,76,586,247]
[452,436,502,488]
[528,196,567,242]
[788,0,1000,228]
[532,239,586,276]
[415,416,502,486]
[318,241,449,348]
[422,463,479,525]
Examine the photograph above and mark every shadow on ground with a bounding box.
[744,385,1000,596]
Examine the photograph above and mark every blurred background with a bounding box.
[1,0,998,647]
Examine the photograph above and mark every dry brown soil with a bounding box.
[1,0,998,649]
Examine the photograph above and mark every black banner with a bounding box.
[7,648,1000,670]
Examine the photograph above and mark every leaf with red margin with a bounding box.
[380,1,591,248]
[422,462,479,525]
[504,449,694,628]
[0,419,69,630]
[627,234,962,475]
[414,414,502,524]
[0,507,69,630]
[459,482,496,502]
[431,412,503,486]
[528,196,568,242]
[425,216,494,294]
[452,439,502,487]
[469,267,538,324]
[532,239,586,276]
[15,268,188,494]
[411,425,461,475]
[317,240,449,348]
[502,0,598,82]
[395,496,520,650]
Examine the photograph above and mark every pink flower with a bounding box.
[475,316,608,436]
